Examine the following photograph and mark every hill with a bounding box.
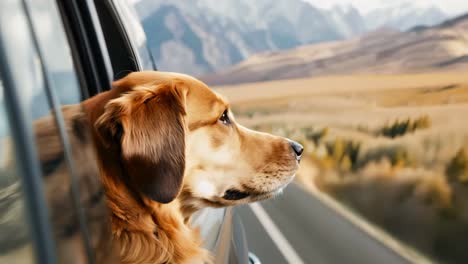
[135,0,447,75]
[202,13,468,85]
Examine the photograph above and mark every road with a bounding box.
[237,183,414,264]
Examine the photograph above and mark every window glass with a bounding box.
[0,77,35,264]
[0,0,116,263]
[113,0,154,70]
[1,1,88,262]
[25,0,117,262]
[25,0,81,106]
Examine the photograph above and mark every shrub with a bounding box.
[305,127,329,145]
[345,141,361,169]
[324,138,361,171]
[413,115,432,130]
[359,145,412,169]
[393,147,410,168]
[379,115,431,138]
[446,148,468,183]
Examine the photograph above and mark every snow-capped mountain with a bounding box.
[326,4,367,38]
[134,0,452,75]
[365,1,447,31]
[135,0,358,75]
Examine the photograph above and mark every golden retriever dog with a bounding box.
[80,71,303,264]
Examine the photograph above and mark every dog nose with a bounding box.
[289,140,304,158]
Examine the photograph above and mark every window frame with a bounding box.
[21,0,99,262]
[0,0,116,263]
[0,2,58,263]
[93,0,143,80]
[56,0,115,97]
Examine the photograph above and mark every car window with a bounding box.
[94,0,155,81]
[26,0,81,106]
[112,0,154,70]
[1,1,117,263]
[24,0,117,262]
[2,1,90,263]
[0,76,35,264]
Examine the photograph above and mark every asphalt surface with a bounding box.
[237,183,412,264]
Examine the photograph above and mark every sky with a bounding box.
[130,0,468,16]
[304,0,468,16]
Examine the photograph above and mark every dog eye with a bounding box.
[219,110,231,125]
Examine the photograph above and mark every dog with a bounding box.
[81,71,303,263]
[0,71,301,263]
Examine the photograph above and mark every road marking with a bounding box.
[249,203,305,264]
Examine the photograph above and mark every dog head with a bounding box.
[92,71,302,207]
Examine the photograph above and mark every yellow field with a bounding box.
[216,72,468,104]
[217,72,468,140]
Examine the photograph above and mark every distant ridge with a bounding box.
[201,13,468,86]
[409,12,468,32]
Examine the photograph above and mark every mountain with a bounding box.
[136,0,364,75]
[326,5,367,38]
[201,13,468,86]
[134,0,452,76]
[365,2,447,31]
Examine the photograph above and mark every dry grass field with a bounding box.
[216,72,468,264]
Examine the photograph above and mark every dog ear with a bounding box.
[96,83,187,203]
